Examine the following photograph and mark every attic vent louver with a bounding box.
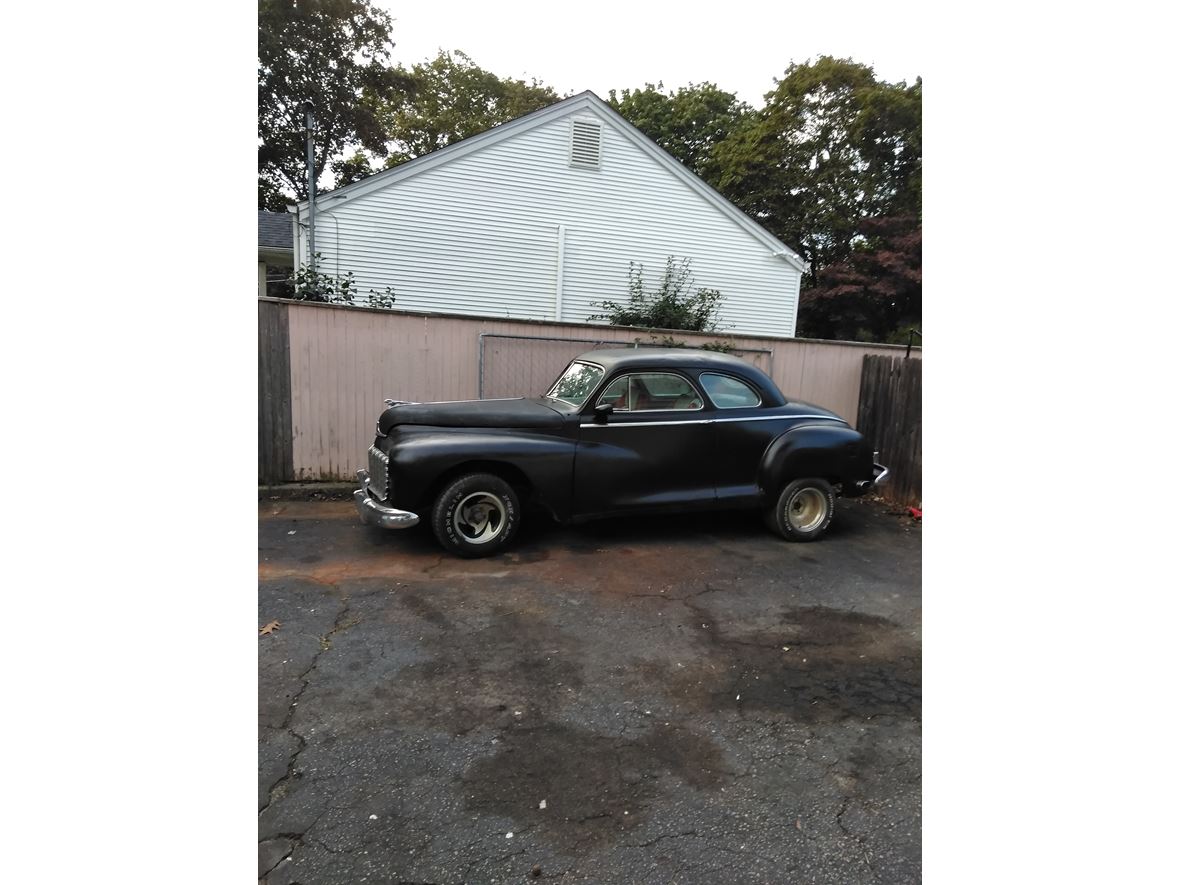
[569,118,601,169]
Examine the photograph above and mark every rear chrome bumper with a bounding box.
[856,462,891,491]
[353,469,420,529]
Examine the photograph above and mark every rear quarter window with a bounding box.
[700,373,761,408]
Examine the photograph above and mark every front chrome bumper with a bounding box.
[353,468,420,529]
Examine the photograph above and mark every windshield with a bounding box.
[546,361,604,406]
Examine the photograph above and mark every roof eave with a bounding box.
[297,92,602,214]
[292,90,806,271]
[575,93,807,272]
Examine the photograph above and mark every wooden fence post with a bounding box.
[258,300,294,484]
[856,355,922,508]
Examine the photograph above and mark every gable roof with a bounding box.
[258,210,293,252]
[297,91,805,272]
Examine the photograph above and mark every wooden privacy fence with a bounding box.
[258,297,921,483]
[258,301,293,484]
[856,355,922,508]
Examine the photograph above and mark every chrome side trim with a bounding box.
[713,413,844,425]
[580,418,713,428]
[579,413,844,428]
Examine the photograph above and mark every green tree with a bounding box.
[257,0,412,209]
[372,50,561,168]
[590,257,723,332]
[715,57,921,283]
[607,82,752,182]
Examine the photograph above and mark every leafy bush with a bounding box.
[368,286,397,309]
[590,257,723,332]
[699,340,736,353]
[289,254,396,310]
[632,334,736,354]
[290,257,356,304]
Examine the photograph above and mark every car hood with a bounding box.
[378,397,564,434]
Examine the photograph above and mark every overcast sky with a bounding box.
[378,1,924,107]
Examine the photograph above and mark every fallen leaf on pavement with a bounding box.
[259,620,281,636]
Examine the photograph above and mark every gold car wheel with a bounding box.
[786,487,829,532]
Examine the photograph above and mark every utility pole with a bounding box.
[304,100,316,272]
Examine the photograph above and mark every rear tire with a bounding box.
[767,478,835,542]
[430,472,521,558]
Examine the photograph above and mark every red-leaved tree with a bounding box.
[796,216,921,342]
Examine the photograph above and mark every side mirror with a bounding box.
[593,403,614,423]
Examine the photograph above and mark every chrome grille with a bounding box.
[367,446,390,501]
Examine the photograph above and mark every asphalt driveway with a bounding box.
[259,496,921,884]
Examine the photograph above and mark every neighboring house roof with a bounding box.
[296,91,806,272]
[258,210,293,253]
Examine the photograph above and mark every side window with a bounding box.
[700,373,761,409]
[597,376,630,410]
[597,373,703,411]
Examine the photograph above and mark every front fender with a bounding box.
[757,423,872,499]
[390,428,577,519]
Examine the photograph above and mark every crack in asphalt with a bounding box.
[259,593,354,821]
[624,828,699,849]
[836,794,879,882]
[259,836,300,879]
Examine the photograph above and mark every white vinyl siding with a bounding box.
[303,106,801,337]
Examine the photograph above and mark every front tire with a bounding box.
[430,473,521,557]
[767,478,835,542]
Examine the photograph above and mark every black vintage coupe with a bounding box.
[354,348,888,557]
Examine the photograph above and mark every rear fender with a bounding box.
[758,423,869,499]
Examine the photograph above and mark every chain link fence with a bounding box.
[478,333,773,399]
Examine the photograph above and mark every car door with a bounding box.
[700,371,785,508]
[572,371,716,518]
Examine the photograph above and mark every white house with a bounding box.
[292,91,805,337]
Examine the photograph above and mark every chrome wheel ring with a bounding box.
[786,488,828,532]
[453,492,507,544]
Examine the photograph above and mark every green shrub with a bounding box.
[289,254,396,310]
[590,257,722,332]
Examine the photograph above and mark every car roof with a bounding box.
[573,347,785,405]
